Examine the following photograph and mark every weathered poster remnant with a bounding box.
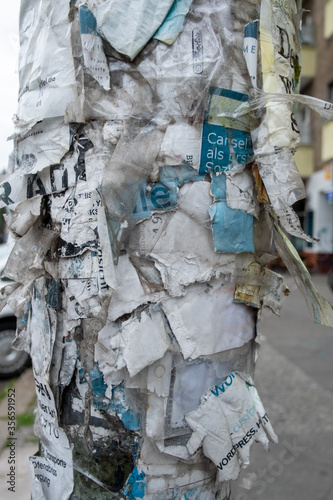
[1,0,333,498]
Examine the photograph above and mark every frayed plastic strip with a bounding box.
[213,89,333,122]
[249,89,333,121]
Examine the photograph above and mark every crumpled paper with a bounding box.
[1,0,332,498]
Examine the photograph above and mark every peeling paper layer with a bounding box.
[2,0,332,498]
[258,0,301,153]
[161,278,255,360]
[17,0,80,132]
[14,119,70,175]
[153,0,193,45]
[79,4,110,90]
[30,375,73,500]
[130,181,243,296]
[0,147,81,209]
[89,0,175,60]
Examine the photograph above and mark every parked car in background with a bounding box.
[0,243,31,378]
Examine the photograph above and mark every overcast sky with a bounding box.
[0,1,20,173]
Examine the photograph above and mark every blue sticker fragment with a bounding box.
[90,364,108,408]
[210,174,254,253]
[79,365,141,430]
[244,19,259,39]
[133,164,203,221]
[45,278,61,310]
[199,87,253,175]
[132,180,177,221]
[78,362,108,410]
[111,385,141,431]
[79,4,98,35]
[198,87,254,253]
[18,300,31,328]
[159,164,204,187]
[153,0,193,45]
[124,467,146,500]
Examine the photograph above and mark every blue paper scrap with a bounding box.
[154,0,193,45]
[124,467,146,500]
[79,4,98,35]
[210,174,254,253]
[133,164,203,221]
[244,20,259,40]
[79,364,141,429]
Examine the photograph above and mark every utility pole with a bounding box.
[1,1,333,499]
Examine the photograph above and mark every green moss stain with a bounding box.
[70,437,138,499]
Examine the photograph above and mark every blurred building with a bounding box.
[293,0,333,266]
[297,0,333,175]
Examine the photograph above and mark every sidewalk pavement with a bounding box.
[0,368,37,500]
[232,272,333,500]
[231,340,333,500]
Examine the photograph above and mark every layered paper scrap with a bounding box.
[1,0,332,498]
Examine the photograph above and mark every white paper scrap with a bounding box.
[17,0,79,130]
[161,278,255,359]
[29,280,57,378]
[111,308,170,377]
[15,119,70,175]
[29,443,73,500]
[5,197,42,237]
[131,181,238,296]
[108,254,164,321]
[89,0,174,59]
[30,375,73,499]
[186,372,277,481]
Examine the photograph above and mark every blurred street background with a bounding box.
[232,271,333,500]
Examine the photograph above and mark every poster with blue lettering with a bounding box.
[199,87,253,175]
[200,87,254,253]
[132,164,202,221]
